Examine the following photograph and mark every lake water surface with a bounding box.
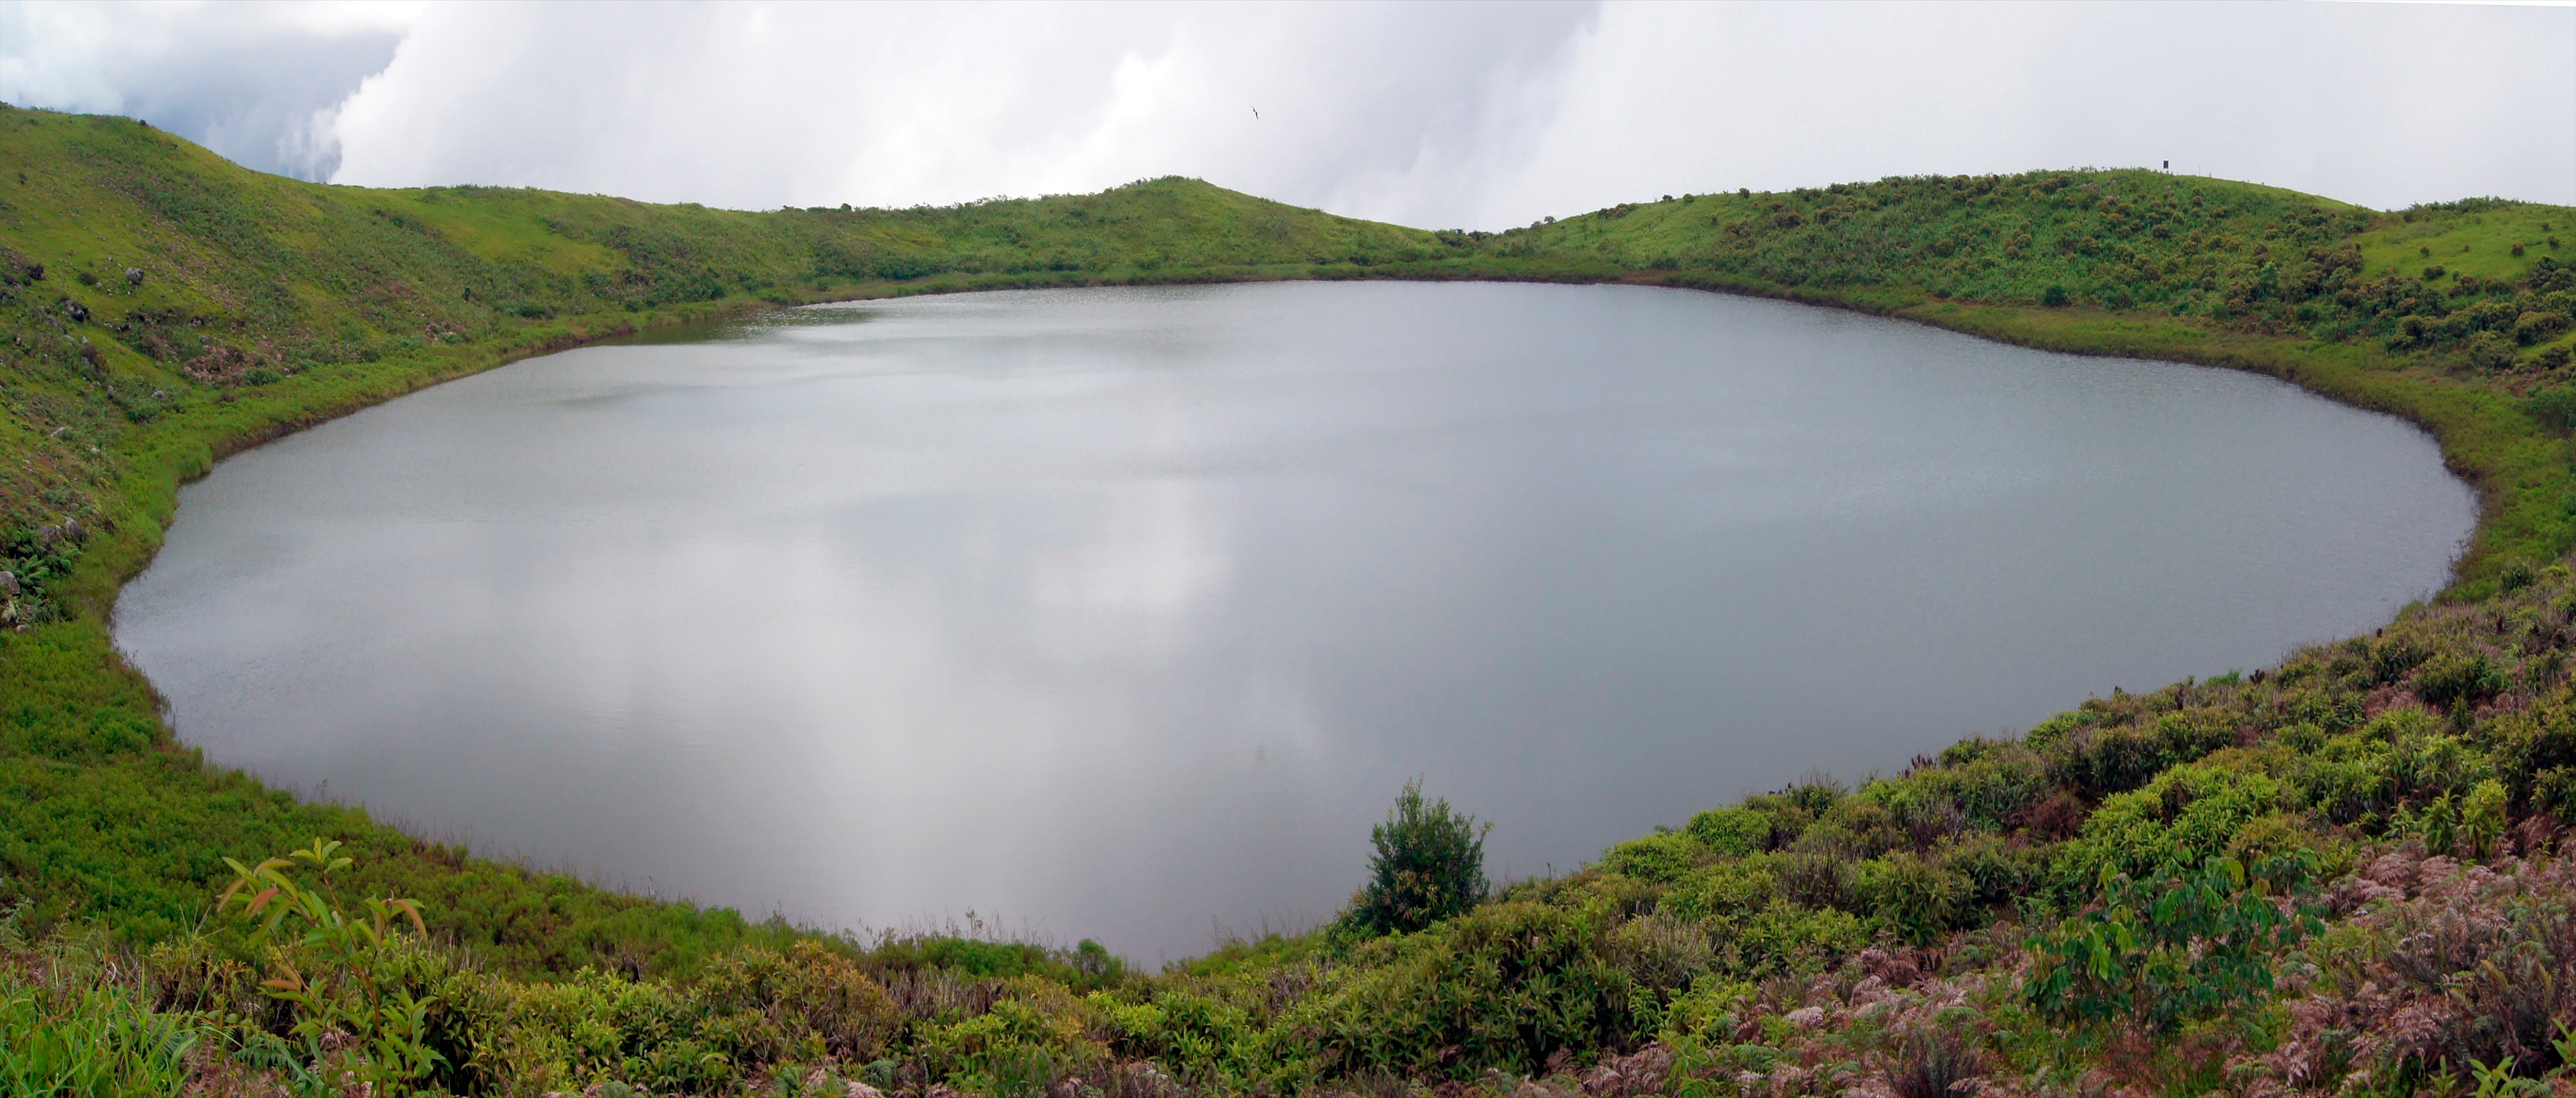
[118,282,2474,959]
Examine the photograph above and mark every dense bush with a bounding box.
[1684,807,1770,855]
[2024,855,2323,1033]
[1339,779,1492,938]
[1595,832,1709,884]
[2529,387,2576,433]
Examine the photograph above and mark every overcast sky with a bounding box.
[2,1,2569,230]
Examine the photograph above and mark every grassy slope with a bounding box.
[9,106,2576,1094]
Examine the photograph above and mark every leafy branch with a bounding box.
[216,837,444,1090]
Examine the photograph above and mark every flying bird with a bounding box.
[1251,107,1260,120]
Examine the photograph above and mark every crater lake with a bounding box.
[117,281,2476,959]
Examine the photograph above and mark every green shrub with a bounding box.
[1852,853,1969,945]
[1814,797,1907,860]
[2416,652,2508,709]
[2363,704,2444,743]
[2369,713,2493,807]
[1340,779,1491,937]
[1727,902,1869,978]
[1912,745,2048,829]
[1597,832,1708,884]
[915,980,1105,1094]
[2501,559,2539,592]
[1775,852,1855,910]
[1295,900,1664,1078]
[440,965,716,1092]
[1094,988,1269,1090]
[2274,721,2329,753]
[690,942,901,1064]
[1686,807,1772,856]
[2022,711,2089,751]
[2531,389,2576,435]
[2288,733,2398,824]
[1780,777,1846,817]
[2371,638,2432,684]
[2516,311,2569,345]
[2221,811,2347,875]
[2461,779,2508,858]
[1876,1006,1991,1098]
[2487,683,2576,813]
[431,938,910,1092]
[215,838,445,1091]
[1872,779,1969,851]
[2050,725,2169,800]
[921,938,1046,978]
[1940,834,2048,912]
[1740,796,1814,851]
[2154,708,2238,761]
[1742,778,1844,851]
[2284,682,2366,734]
[2024,855,2324,1033]
[1665,855,1780,923]
[2060,760,2287,883]
[2468,331,2520,371]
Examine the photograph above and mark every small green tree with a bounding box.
[1340,778,1491,937]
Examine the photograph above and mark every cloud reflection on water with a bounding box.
[117,282,2473,958]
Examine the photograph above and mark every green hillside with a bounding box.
[6,101,2576,1095]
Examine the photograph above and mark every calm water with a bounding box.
[118,282,2473,959]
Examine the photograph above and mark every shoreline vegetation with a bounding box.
[6,100,2576,1094]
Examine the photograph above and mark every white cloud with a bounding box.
[322,1,1595,226]
[5,1,2570,227]
[0,1,413,178]
[1481,1,2575,226]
